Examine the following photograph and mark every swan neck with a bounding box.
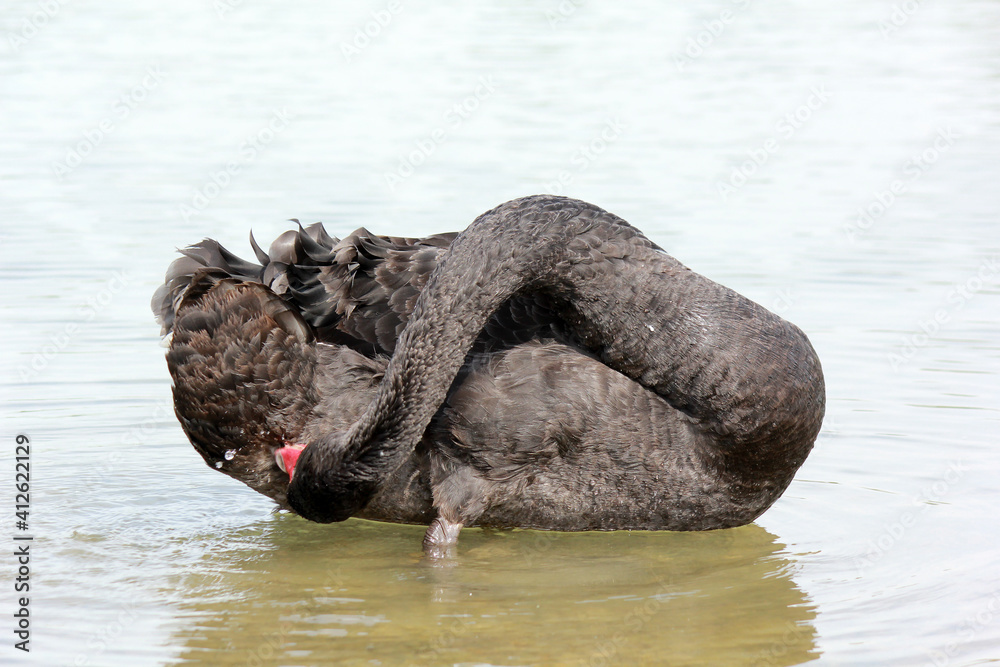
[290,195,825,524]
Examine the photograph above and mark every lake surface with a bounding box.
[2,1,999,665]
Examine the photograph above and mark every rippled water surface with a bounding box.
[2,1,999,665]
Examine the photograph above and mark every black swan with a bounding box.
[154,195,824,550]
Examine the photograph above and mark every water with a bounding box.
[2,1,999,665]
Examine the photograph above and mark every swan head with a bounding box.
[195,434,372,522]
[188,433,301,512]
[285,432,381,523]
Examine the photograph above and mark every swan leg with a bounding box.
[423,517,463,556]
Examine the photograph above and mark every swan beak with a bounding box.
[275,443,306,479]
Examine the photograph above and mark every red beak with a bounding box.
[275,443,305,479]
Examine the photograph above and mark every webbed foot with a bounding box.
[423,517,463,558]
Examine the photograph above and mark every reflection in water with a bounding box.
[166,517,817,666]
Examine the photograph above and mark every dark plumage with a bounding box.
[154,196,825,552]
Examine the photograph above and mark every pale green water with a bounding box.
[167,522,816,666]
[2,1,999,665]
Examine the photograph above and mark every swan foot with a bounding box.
[423,517,463,558]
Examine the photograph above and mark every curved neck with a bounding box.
[288,196,825,523]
